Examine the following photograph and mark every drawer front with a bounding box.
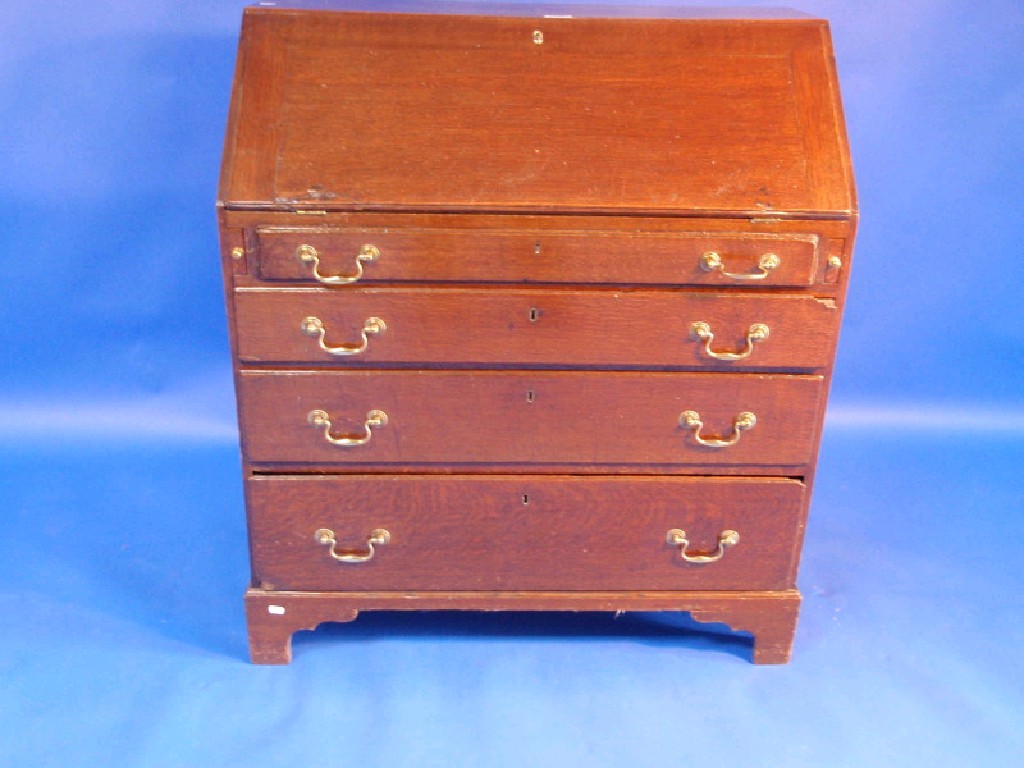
[238,370,823,467]
[248,475,806,592]
[234,288,837,370]
[255,227,819,287]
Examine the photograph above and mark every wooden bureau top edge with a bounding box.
[241,3,818,20]
[219,5,856,217]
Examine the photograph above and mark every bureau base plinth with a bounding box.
[244,588,801,665]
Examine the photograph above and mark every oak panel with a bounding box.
[237,370,823,466]
[234,287,838,370]
[256,226,821,287]
[248,474,806,592]
[221,10,854,215]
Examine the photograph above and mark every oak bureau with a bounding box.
[218,1,857,664]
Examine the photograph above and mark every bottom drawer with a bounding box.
[248,475,806,592]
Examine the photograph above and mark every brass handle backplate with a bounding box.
[700,251,780,281]
[690,321,769,361]
[297,243,379,284]
[301,316,386,356]
[314,528,391,563]
[308,409,388,446]
[679,410,756,448]
[666,529,740,564]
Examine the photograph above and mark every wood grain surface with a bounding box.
[255,225,822,287]
[237,370,823,467]
[228,212,851,292]
[235,3,818,20]
[247,474,806,592]
[221,10,854,215]
[244,587,802,664]
[220,4,858,665]
[233,287,837,370]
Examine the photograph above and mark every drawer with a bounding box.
[255,227,820,287]
[238,371,823,467]
[234,288,837,370]
[248,475,806,592]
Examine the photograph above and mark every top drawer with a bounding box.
[254,226,821,288]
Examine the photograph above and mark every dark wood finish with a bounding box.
[220,5,857,665]
[250,3,818,20]
[229,211,850,291]
[220,9,854,216]
[255,225,822,287]
[248,475,805,591]
[246,461,812,478]
[244,588,802,665]
[238,370,823,467]
[234,288,837,370]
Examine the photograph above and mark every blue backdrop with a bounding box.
[2,1,1022,766]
